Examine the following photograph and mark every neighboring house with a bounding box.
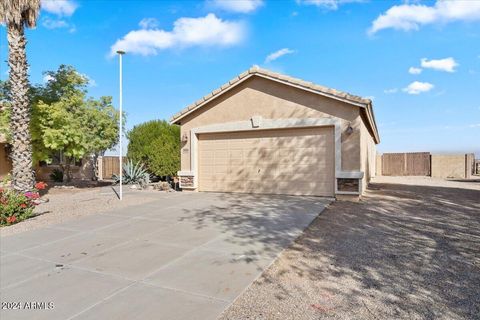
[171,66,380,199]
[35,151,95,181]
[0,137,94,182]
[0,134,12,180]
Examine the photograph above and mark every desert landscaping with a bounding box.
[1,0,479,319]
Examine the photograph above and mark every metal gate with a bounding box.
[382,152,430,176]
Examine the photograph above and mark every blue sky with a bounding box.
[1,0,479,156]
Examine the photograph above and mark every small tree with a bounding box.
[127,120,180,177]
[30,65,121,181]
[84,96,121,180]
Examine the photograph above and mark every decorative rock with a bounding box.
[150,181,172,191]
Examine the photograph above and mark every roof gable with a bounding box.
[171,66,380,143]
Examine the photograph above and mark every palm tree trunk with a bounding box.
[7,23,35,191]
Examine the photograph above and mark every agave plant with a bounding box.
[113,160,150,188]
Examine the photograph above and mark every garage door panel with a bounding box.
[198,127,334,196]
[228,149,243,158]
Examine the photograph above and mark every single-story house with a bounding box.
[0,134,12,179]
[171,66,380,199]
[0,135,94,182]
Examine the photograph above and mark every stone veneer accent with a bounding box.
[180,176,194,188]
[337,178,359,193]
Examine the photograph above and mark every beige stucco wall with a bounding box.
[359,116,377,192]
[0,143,12,180]
[466,153,475,178]
[431,154,469,179]
[35,157,95,182]
[179,76,363,174]
[1,145,96,182]
[375,153,382,176]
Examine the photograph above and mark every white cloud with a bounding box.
[41,17,76,32]
[421,57,458,73]
[403,81,434,95]
[139,18,159,29]
[81,74,97,87]
[42,17,68,29]
[43,74,54,83]
[209,0,263,13]
[384,88,398,94]
[469,123,480,128]
[265,48,295,63]
[408,67,422,74]
[297,0,364,10]
[110,14,245,56]
[368,0,480,34]
[42,17,76,33]
[41,0,77,16]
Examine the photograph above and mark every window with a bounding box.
[40,151,82,167]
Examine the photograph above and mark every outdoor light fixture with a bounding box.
[346,123,354,135]
[181,133,188,142]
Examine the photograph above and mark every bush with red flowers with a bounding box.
[0,182,47,226]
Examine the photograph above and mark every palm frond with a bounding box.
[0,0,40,28]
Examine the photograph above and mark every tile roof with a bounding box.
[170,66,372,123]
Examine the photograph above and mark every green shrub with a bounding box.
[0,189,36,225]
[49,168,64,182]
[127,120,180,177]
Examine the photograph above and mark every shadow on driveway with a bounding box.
[220,182,480,319]
[176,193,331,261]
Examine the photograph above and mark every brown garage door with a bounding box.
[198,127,335,196]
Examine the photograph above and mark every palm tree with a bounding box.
[0,0,40,191]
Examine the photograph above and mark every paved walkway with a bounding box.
[0,192,330,320]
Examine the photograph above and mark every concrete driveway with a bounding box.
[220,177,480,319]
[0,192,331,320]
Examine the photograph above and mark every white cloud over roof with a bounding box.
[298,0,364,11]
[408,67,422,75]
[41,0,77,16]
[209,0,263,13]
[421,57,459,73]
[265,48,296,63]
[369,0,480,34]
[110,14,246,56]
[403,81,434,95]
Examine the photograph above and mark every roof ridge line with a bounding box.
[170,67,372,123]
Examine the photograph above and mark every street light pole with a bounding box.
[117,50,125,200]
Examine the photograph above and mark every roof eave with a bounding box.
[170,71,371,124]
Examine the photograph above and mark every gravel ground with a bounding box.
[219,176,480,320]
[0,186,164,237]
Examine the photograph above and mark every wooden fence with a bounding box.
[381,152,430,176]
[99,156,127,180]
